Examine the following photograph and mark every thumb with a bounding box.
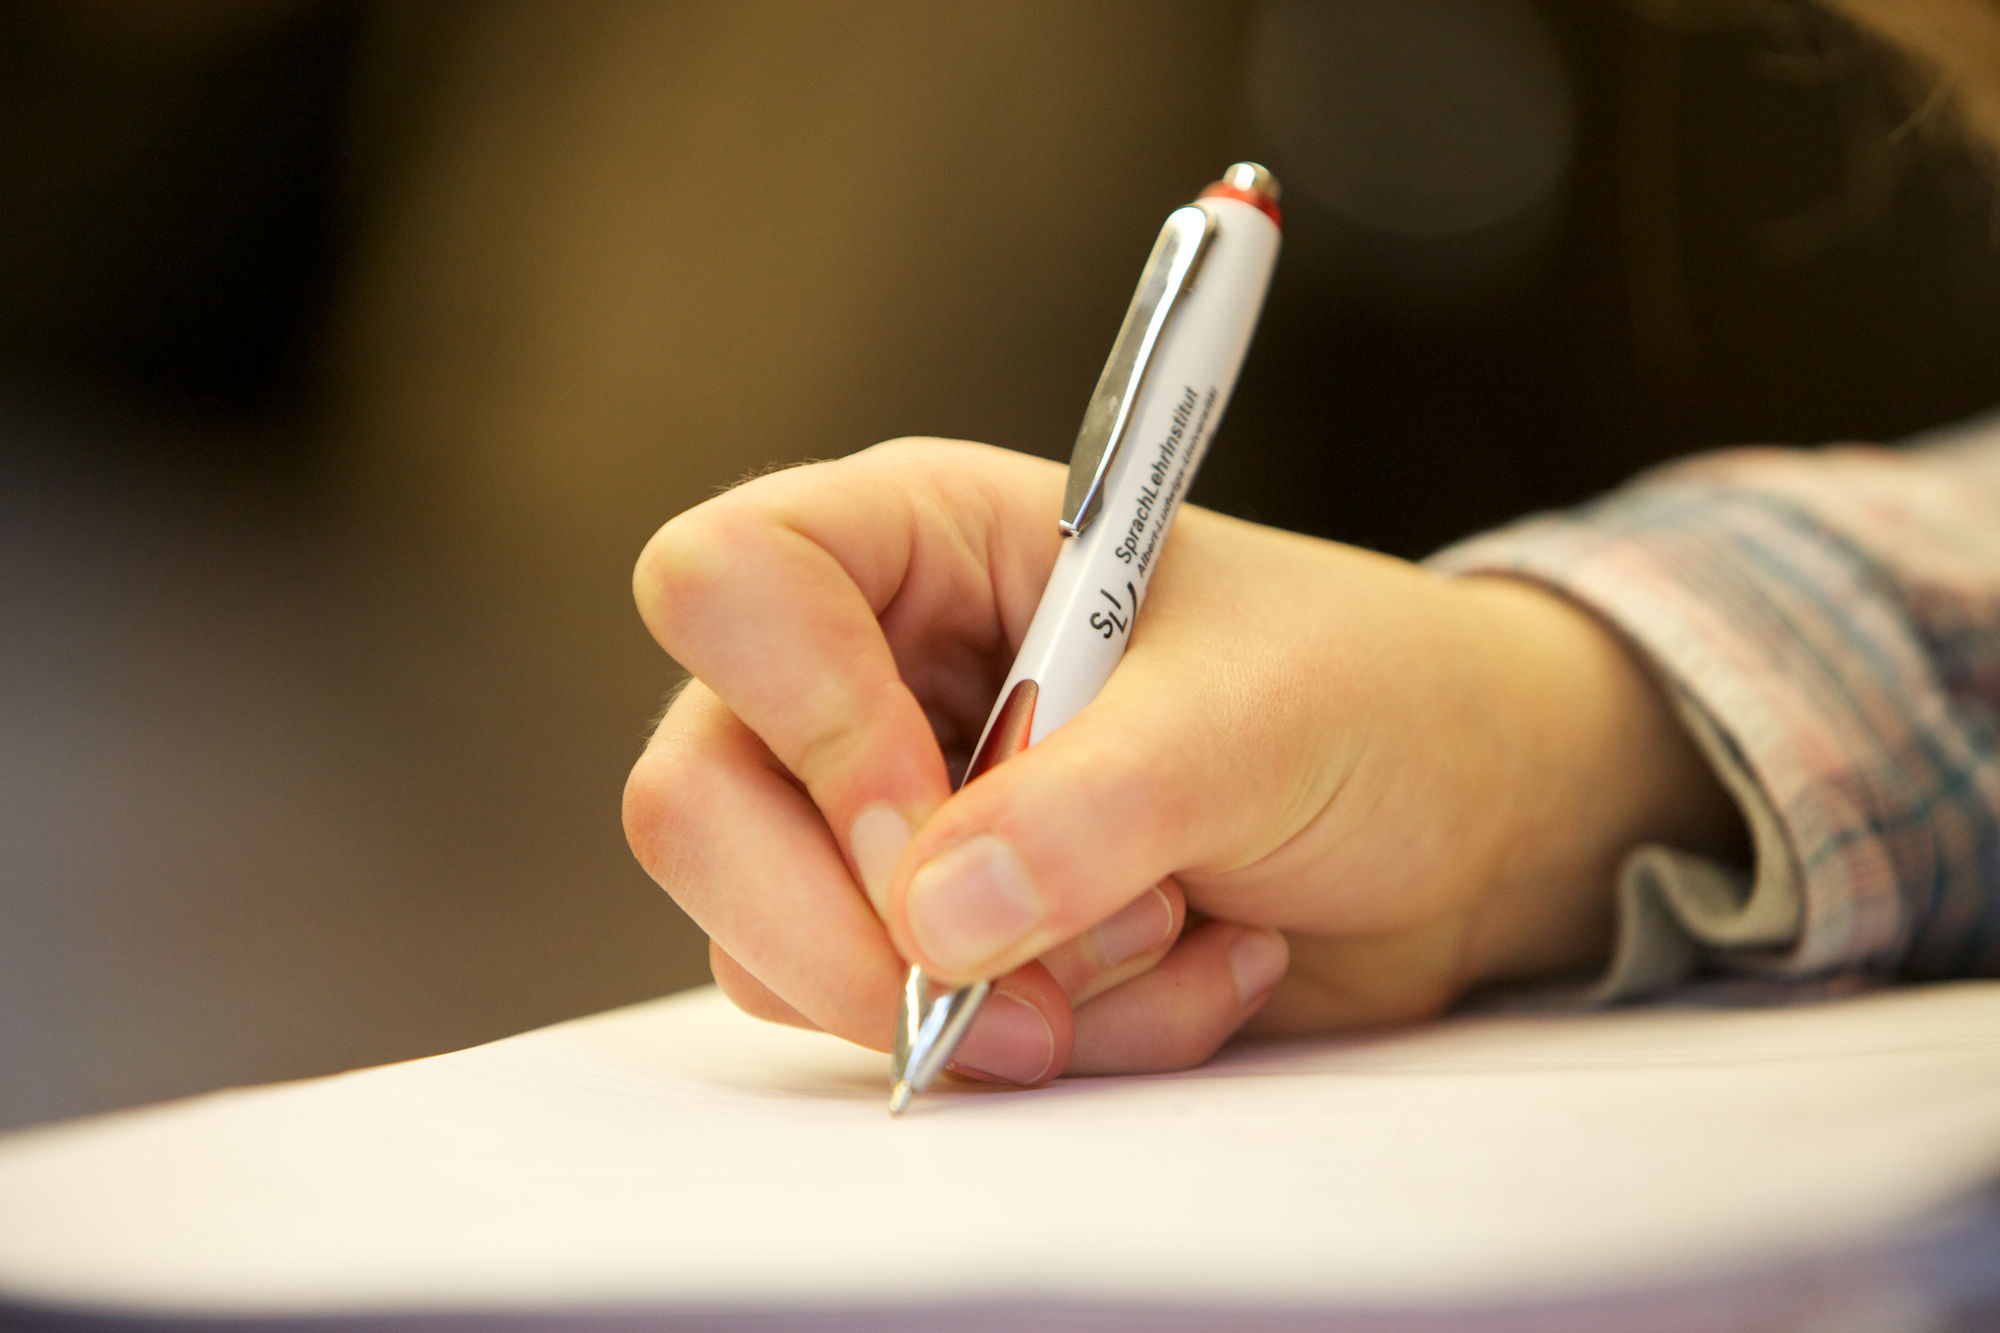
[879,641,1323,984]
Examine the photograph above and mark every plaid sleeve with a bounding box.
[1429,428,2000,984]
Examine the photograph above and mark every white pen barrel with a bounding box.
[891,175,1282,1107]
[977,193,1280,754]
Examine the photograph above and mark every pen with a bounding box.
[889,162,1282,1114]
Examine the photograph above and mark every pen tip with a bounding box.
[888,1081,912,1116]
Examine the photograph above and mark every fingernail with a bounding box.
[948,991,1055,1084]
[1090,885,1174,969]
[848,804,912,913]
[907,835,1044,973]
[1229,928,1288,1005]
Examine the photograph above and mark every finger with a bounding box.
[1036,879,1183,1007]
[1066,921,1289,1076]
[879,511,1343,984]
[632,440,1063,905]
[622,682,905,1048]
[709,940,819,1032]
[942,960,1074,1088]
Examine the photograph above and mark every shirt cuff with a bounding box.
[1427,456,1964,997]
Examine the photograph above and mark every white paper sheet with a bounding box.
[2,983,1998,1319]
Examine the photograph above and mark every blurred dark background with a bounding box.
[3,0,1998,1131]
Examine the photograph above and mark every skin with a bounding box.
[623,438,1744,1085]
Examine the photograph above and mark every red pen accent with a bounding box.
[1198,180,1282,229]
[962,679,1038,785]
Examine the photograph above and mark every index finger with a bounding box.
[631,438,1064,897]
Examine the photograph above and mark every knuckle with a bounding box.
[784,694,881,794]
[633,506,748,642]
[854,436,943,466]
[710,941,815,1030]
[1162,1032,1223,1072]
[620,736,714,895]
[853,437,990,495]
[1155,1005,1226,1071]
[1110,1016,1208,1074]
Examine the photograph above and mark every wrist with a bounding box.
[1449,576,1746,989]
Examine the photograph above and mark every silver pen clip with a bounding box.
[1059,204,1217,536]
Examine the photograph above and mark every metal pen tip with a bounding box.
[887,1081,912,1116]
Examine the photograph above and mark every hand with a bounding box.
[623,439,1739,1084]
